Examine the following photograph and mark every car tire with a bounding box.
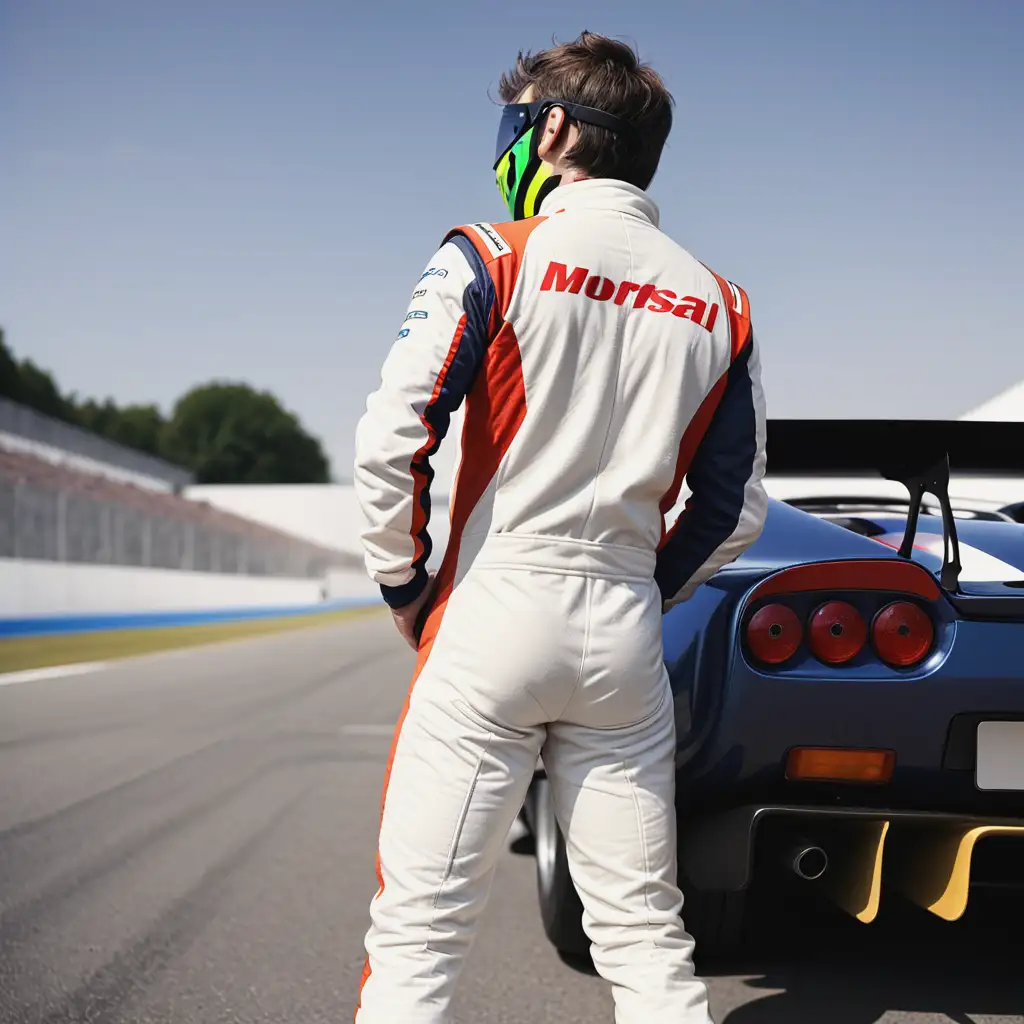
[532,776,591,958]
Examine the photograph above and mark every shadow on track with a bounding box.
[514,817,1024,1024]
[706,884,1023,1023]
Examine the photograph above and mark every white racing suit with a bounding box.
[353,178,768,1023]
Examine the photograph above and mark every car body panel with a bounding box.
[662,493,1024,893]
[528,421,1024,949]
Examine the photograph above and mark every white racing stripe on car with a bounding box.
[0,661,109,688]
[955,544,1024,583]
[876,533,1024,583]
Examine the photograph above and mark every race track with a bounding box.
[1,613,1021,1023]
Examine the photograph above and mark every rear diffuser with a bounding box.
[885,822,1024,921]
[819,819,889,923]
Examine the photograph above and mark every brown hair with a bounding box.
[498,32,673,190]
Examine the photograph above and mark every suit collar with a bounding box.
[539,178,660,227]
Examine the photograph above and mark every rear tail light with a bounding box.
[747,603,803,664]
[808,601,867,664]
[872,601,934,667]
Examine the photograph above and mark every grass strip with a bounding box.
[0,605,384,674]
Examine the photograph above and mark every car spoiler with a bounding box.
[765,420,1024,477]
[764,420,1024,600]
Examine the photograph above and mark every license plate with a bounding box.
[976,721,1024,790]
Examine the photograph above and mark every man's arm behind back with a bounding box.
[655,324,768,609]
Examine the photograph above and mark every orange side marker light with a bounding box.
[786,747,895,783]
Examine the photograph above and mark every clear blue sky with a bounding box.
[2,0,1022,479]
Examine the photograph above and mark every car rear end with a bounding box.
[674,553,1024,929]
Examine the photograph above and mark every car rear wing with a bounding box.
[765,420,1024,478]
[764,420,1024,599]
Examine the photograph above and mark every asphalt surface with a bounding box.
[1,612,1022,1023]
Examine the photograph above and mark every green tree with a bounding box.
[0,329,19,398]
[161,382,331,484]
[15,360,77,422]
[76,398,121,436]
[111,404,167,458]
[78,399,167,458]
[0,329,76,421]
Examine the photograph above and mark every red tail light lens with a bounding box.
[747,603,803,664]
[808,601,867,664]
[872,601,934,666]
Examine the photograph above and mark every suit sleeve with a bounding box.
[655,331,769,609]
[353,237,495,608]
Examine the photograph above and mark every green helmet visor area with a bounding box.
[494,126,556,220]
[492,98,636,220]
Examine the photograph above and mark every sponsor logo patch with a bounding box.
[469,222,509,259]
[411,288,427,299]
[405,310,428,321]
[396,328,410,339]
[539,261,720,332]
[421,267,448,280]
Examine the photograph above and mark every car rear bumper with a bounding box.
[679,801,1024,927]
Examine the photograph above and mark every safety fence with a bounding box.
[0,396,193,491]
[0,447,360,579]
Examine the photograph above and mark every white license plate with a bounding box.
[976,721,1024,790]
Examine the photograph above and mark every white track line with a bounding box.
[0,661,110,688]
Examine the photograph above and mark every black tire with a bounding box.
[532,777,590,958]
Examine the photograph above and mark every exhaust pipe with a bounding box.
[785,841,829,880]
[772,820,890,923]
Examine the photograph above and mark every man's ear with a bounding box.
[535,106,567,160]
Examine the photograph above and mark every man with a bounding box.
[353,31,767,1024]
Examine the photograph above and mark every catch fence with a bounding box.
[0,449,358,579]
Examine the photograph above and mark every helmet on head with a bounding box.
[493,98,635,219]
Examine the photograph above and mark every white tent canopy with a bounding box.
[960,380,1024,421]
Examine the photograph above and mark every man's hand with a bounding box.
[391,573,435,650]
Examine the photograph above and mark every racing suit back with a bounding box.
[353,179,767,1024]
[356,178,767,615]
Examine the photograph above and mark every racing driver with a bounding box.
[353,31,768,1024]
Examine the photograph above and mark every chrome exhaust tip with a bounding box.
[787,843,829,880]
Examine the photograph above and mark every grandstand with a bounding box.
[0,396,193,493]
[0,398,361,581]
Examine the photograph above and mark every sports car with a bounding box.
[521,419,1024,956]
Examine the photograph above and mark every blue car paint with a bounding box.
[661,498,1024,819]
[730,498,905,567]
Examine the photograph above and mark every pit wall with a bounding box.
[0,558,380,634]
[184,482,456,562]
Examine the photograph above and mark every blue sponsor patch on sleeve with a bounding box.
[405,310,428,320]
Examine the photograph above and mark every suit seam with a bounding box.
[558,575,594,719]
[501,219,545,324]
[426,726,494,948]
[622,752,657,944]
[710,270,732,354]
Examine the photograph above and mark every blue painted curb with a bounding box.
[0,597,383,639]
